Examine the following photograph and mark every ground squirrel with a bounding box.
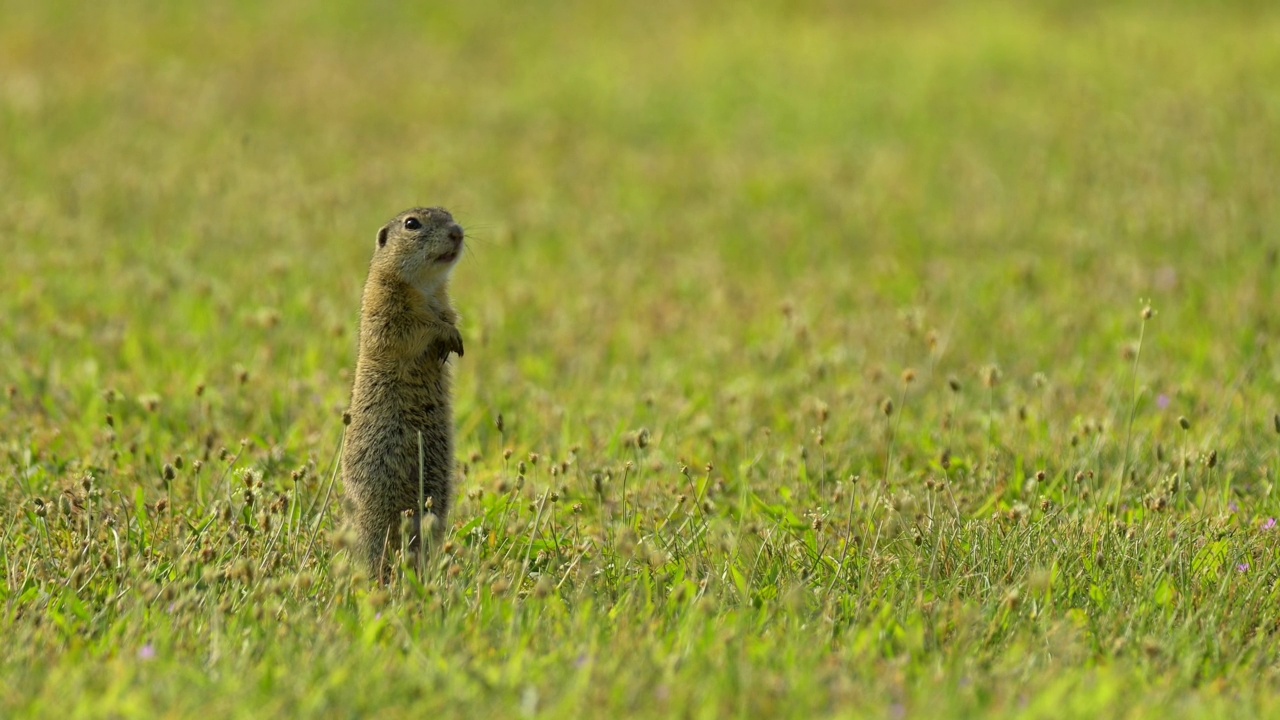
[342,207,465,577]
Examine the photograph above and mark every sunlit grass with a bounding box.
[3,1,1280,717]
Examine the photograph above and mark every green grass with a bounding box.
[4,0,1280,716]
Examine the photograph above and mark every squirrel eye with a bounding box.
[403,217,422,230]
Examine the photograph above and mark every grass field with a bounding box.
[4,0,1280,716]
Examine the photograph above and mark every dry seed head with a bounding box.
[948,377,961,393]
[1141,305,1154,320]
[901,368,916,385]
[1178,416,1190,430]
[982,365,1001,388]
[503,448,513,460]
[880,398,894,417]
[1206,450,1217,469]
[533,575,553,598]
[163,464,175,481]
[342,410,352,426]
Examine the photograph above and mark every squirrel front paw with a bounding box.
[432,326,464,362]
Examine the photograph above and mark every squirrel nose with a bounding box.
[447,224,463,243]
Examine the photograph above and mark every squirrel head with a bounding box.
[372,207,464,295]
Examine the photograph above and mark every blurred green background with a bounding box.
[5,2,1277,429]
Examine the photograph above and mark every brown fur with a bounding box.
[342,207,465,578]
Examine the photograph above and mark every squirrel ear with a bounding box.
[377,225,389,248]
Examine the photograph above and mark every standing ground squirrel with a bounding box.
[342,207,465,577]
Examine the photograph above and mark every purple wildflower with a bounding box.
[1237,563,1250,573]
[1262,518,1277,532]
[1157,394,1171,410]
[138,643,156,661]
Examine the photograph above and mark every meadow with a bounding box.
[3,1,1280,716]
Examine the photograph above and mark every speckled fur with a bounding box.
[342,207,465,578]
